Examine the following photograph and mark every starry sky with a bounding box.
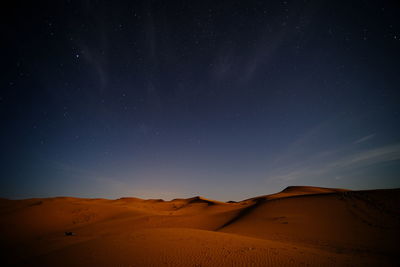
[2,0,400,201]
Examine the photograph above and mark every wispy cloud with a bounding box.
[339,143,400,167]
[70,1,109,95]
[354,134,375,144]
[79,43,108,93]
[266,143,400,185]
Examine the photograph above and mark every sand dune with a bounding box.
[1,186,399,266]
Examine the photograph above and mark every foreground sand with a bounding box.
[1,186,399,266]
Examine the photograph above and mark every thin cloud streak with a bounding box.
[354,134,375,144]
[266,143,400,184]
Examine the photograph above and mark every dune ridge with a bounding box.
[1,186,399,266]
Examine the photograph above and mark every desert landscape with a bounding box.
[3,1,400,266]
[1,186,399,266]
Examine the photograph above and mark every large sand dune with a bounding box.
[1,186,399,266]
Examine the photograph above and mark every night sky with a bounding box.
[2,0,400,201]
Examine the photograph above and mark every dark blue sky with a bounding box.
[2,0,400,200]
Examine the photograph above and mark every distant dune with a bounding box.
[1,186,399,266]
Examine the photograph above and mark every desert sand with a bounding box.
[1,186,399,266]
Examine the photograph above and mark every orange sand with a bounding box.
[1,186,399,266]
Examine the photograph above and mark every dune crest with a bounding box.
[1,186,399,266]
[280,185,349,194]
